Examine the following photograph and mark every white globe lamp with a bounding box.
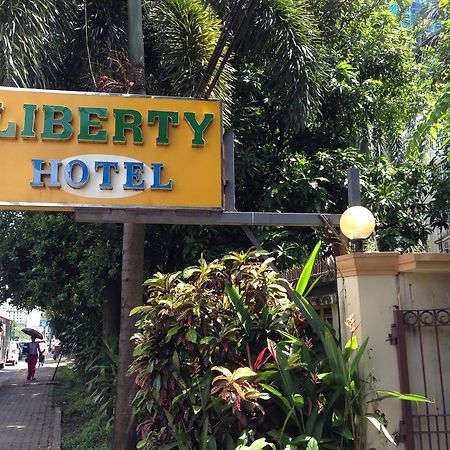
[340,206,376,240]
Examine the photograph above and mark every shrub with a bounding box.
[130,244,426,449]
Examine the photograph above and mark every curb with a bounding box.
[52,407,62,450]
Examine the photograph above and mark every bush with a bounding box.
[130,244,420,449]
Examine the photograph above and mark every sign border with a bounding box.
[0,87,224,211]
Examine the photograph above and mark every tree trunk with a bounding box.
[102,279,121,345]
[111,223,144,450]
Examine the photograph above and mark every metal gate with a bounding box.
[391,308,450,449]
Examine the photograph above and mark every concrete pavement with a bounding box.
[0,359,61,450]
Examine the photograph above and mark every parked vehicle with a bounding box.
[6,341,19,365]
[0,315,13,369]
[18,342,29,360]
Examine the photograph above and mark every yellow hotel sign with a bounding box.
[0,87,223,211]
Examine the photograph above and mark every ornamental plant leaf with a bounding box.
[344,335,358,350]
[349,337,369,377]
[372,390,432,403]
[260,383,292,412]
[365,415,397,445]
[305,437,319,450]
[233,367,257,381]
[186,327,197,343]
[224,283,252,335]
[130,305,152,316]
[295,241,321,296]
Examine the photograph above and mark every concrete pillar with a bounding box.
[336,252,450,449]
[336,252,403,449]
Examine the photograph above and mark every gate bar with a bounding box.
[393,309,415,450]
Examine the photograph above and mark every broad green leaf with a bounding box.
[303,275,321,297]
[248,438,276,449]
[274,344,297,399]
[305,404,319,436]
[297,293,325,333]
[186,327,197,343]
[277,330,300,342]
[201,416,209,450]
[317,372,334,384]
[206,435,217,450]
[321,328,347,385]
[171,352,180,374]
[292,393,304,408]
[260,383,292,411]
[257,369,279,380]
[345,335,358,350]
[350,337,369,377]
[234,367,257,381]
[225,434,235,450]
[295,241,321,296]
[306,437,319,450]
[337,425,353,440]
[133,343,149,357]
[166,324,182,340]
[224,283,252,334]
[130,305,152,316]
[153,374,161,400]
[291,435,308,444]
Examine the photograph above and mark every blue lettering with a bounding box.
[151,163,172,190]
[30,159,61,187]
[123,162,145,190]
[64,159,89,189]
[94,161,119,190]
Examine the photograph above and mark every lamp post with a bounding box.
[340,205,376,251]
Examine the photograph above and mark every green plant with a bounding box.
[84,337,118,427]
[130,244,429,449]
[53,365,111,450]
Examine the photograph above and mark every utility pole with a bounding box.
[111,1,146,449]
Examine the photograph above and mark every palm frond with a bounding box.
[144,0,234,114]
[208,0,322,131]
[248,0,322,129]
[0,0,74,88]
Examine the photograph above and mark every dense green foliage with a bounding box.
[130,246,384,449]
[0,212,122,334]
[131,244,431,448]
[411,0,450,152]
[0,0,448,444]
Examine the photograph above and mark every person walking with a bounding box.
[38,340,47,366]
[26,336,42,381]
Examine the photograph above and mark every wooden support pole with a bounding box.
[111,223,144,449]
[111,1,146,449]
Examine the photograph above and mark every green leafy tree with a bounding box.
[410,0,450,152]
[0,212,122,342]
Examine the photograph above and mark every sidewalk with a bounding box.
[0,361,61,450]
